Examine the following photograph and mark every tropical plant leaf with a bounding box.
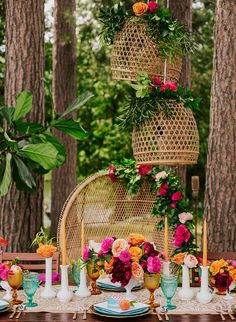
[13,91,33,121]
[40,132,66,166]
[20,143,59,170]
[12,154,36,189]
[60,92,94,118]
[15,120,44,135]
[51,119,88,140]
[0,107,15,125]
[0,153,12,197]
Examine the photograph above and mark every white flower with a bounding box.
[89,240,101,253]
[178,212,193,224]
[155,171,168,182]
[184,254,198,268]
[111,239,129,257]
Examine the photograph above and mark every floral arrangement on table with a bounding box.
[83,234,162,287]
[209,259,236,294]
[32,227,57,258]
[104,159,196,255]
[172,252,198,274]
[99,1,195,58]
[121,73,201,130]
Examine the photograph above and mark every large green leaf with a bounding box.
[15,120,44,135]
[12,154,36,189]
[20,143,59,170]
[0,107,15,125]
[13,91,33,121]
[41,132,66,166]
[0,153,12,197]
[59,92,94,118]
[51,119,88,140]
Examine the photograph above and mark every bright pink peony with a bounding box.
[148,1,158,13]
[147,256,161,273]
[171,191,182,201]
[83,246,90,261]
[137,165,152,176]
[119,250,131,262]
[173,224,191,247]
[159,187,167,197]
[101,237,114,253]
[151,77,162,85]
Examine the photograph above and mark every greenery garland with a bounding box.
[103,159,197,255]
[120,73,201,130]
[99,1,195,59]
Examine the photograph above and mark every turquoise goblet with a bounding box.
[161,274,178,310]
[22,272,39,307]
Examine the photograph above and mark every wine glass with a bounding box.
[22,272,39,307]
[144,272,160,308]
[87,263,102,295]
[7,269,23,305]
[161,274,178,310]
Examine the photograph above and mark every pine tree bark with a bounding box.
[51,0,77,237]
[204,0,236,252]
[0,0,44,251]
[168,0,192,189]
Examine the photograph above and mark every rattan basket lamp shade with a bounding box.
[57,172,174,263]
[111,20,182,83]
[132,101,199,165]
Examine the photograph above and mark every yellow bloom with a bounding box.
[229,269,236,284]
[172,252,187,265]
[129,233,145,245]
[129,246,143,262]
[37,244,57,258]
[209,259,227,276]
[132,2,148,16]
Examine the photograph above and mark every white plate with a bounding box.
[0,300,9,311]
[94,301,149,316]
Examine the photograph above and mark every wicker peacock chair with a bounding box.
[57,172,174,263]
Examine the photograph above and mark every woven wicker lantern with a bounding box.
[132,101,199,165]
[111,20,182,83]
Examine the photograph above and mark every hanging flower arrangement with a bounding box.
[99,1,195,59]
[103,159,197,254]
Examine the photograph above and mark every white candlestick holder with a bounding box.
[196,266,213,304]
[178,264,194,301]
[75,266,91,297]
[57,265,73,303]
[163,261,170,276]
[41,257,56,299]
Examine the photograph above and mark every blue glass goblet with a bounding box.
[161,274,178,310]
[22,272,39,307]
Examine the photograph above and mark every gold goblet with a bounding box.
[87,263,102,295]
[144,272,160,308]
[7,270,23,305]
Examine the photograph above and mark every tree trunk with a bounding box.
[168,0,192,189]
[204,0,236,252]
[0,0,44,251]
[51,0,77,237]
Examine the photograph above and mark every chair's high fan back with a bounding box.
[57,172,174,263]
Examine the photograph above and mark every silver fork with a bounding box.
[153,308,162,321]
[15,304,26,319]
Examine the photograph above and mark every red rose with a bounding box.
[169,83,178,92]
[161,183,169,190]
[170,202,176,208]
[151,77,162,85]
[148,1,158,13]
[137,165,152,176]
[108,172,117,182]
[159,187,167,197]
[108,164,116,171]
[171,192,182,201]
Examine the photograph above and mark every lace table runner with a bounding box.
[1,286,236,315]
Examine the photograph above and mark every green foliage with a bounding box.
[99,2,195,58]
[0,91,92,197]
[31,227,54,246]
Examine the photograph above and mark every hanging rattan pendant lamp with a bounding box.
[111,20,182,83]
[132,100,199,165]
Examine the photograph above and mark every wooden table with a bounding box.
[0,312,233,321]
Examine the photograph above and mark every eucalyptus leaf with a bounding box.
[51,119,88,140]
[59,92,94,118]
[12,154,36,189]
[0,153,12,197]
[13,91,33,121]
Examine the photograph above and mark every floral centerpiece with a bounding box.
[121,73,201,130]
[105,159,196,255]
[99,1,194,58]
[209,259,236,295]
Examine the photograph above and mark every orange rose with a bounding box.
[229,269,236,284]
[129,246,143,262]
[172,252,187,265]
[132,2,149,16]
[131,262,144,280]
[37,244,57,258]
[129,233,145,246]
[104,258,114,272]
[209,259,227,276]
[112,239,129,257]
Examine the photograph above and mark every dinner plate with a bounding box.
[94,303,149,316]
[0,306,11,314]
[90,305,152,319]
[97,279,143,292]
[0,300,9,311]
[97,284,143,292]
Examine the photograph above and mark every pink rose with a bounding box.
[159,187,167,197]
[151,77,162,85]
[101,237,114,253]
[83,246,90,261]
[184,254,198,268]
[232,261,236,268]
[119,250,131,262]
[137,165,152,176]
[169,83,178,92]
[108,164,116,171]
[162,183,169,190]
[108,172,117,182]
[171,192,182,201]
[148,1,158,13]
[178,212,193,224]
[170,202,176,208]
[173,224,191,248]
[147,256,161,273]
